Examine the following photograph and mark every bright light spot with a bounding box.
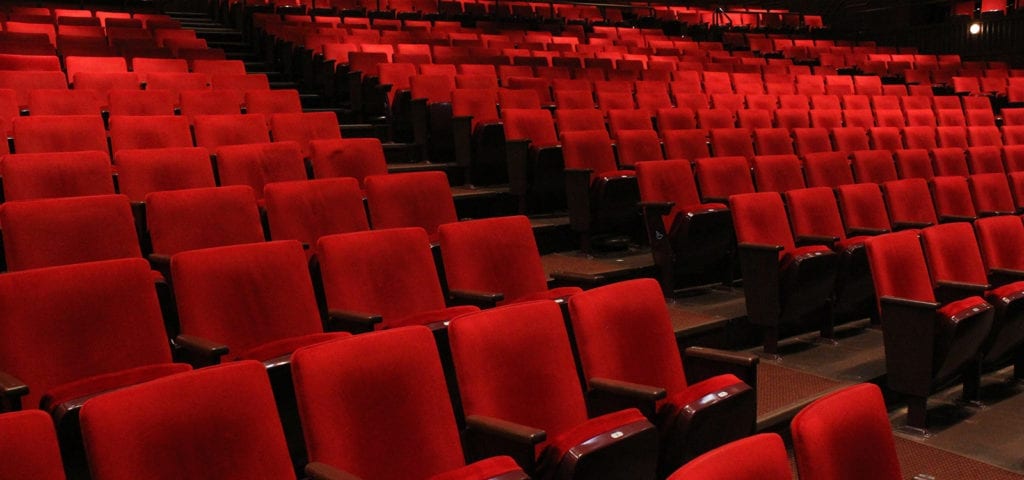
[970,22,982,34]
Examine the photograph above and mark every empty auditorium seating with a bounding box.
[791,384,902,480]
[365,171,457,243]
[666,434,792,480]
[114,147,216,202]
[0,411,65,480]
[214,142,308,202]
[145,185,265,263]
[931,175,978,222]
[291,327,527,480]
[12,115,108,158]
[79,362,293,479]
[449,300,659,479]
[309,138,388,189]
[108,115,193,154]
[268,112,341,157]
[1,151,114,201]
[263,178,368,253]
[192,114,271,150]
[731,192,838,354]
[568,279,755,476]
[438,215,582,307]
[864,230,993,428]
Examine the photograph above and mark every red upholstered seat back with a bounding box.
[791,384,902,480]
[12,115,108,158]
[931,176,977,220]
[293,327,468,479]
[365,171,457,241]
[108,115,193,154]
[264,177,368,249]
[0,194,141,271]
[1,151,114,201]
[555,108,605,133]
[836,183,891,233]
[802,151,854,187]
[785,187,848,241]
[502,108,557,146]
[438,215,550,303]
[730,192,795,251]
[637,159,704,226]
[561,129,619,174]
[920,223,989,287]
[318,228,450,326]
[0,258,172,409]
[244,89,302,115]
[114,147,216,201]
[145,185,264,256]
[893,149,934,180]
[968,173,1016,214]
[192,114,270,150]
[865,230,936,303]
[80,361,296,480]
[695,156,755,201]
[308,138,388,188]
[569,278,689,394]
[615,129,663,167]
[0,411,65,480]
[753,154,805,192]
[666,433,791,480]
[214,141,307,201]
[450,301,589,438]
[975,215,1024,271]
[269,112,342,157]
[881,178,938,227]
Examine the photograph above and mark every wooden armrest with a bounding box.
[795,234,839,247]
[465,415,546,445]
[449,289,504,308]
[893,221,933,230]
[639,201,674,216]
[0,371,28,412]
[879,295,940,310]
[848,227,889,236]
[306,462,364,480]
[174,334,229,367]
[684,347,759,387]
[587,377,665,419]
[737,242,785,252]
[326,309,383,334]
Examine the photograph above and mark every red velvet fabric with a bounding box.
[542,408,648,462]
[851,150,897,183]
[932,147,970,176]
[1,151,114,201]
[0,258,177,409]
[696,109,735,130]
[665,374,744,411]
[0,410,67,480]
[753,154,804,192]
[753,128,795,156]
[561,129,619,178]
[555,108,605,133]
[107,89,177,116]
[865,231,936,303]
[937,296,989,318]
[775,108,810,130]
[411,74,456,104]
[244,89,302,115]
[568,279,690,396]
[453,89,500,129]
[114,147,216,201]
[80,362,296,480]
[966,146,1005,174]
[695,156,755,200]
[28,88,104,115]
[785,186,849,241]
[731,192,796,251]
[974,215,1024,270]
[803,151,854,187]
[810,110,842,129]
[791,384,902,480]
[882,178,938,227]
[968,126,1004,148]
[269,112,343,158]
[214,141,307,200]
[833,127,871,152]
[615,129,663,167]
[145,185,264,255]
[937,126,969,148]
[607,110,653,139]
[172,241,330,359]
[180,90,244,117]
[793,127,834,155]
[109,114,192,153]
[0,194,142,271]
[837,183,891,233]
[501,109,558,146]
[439,216,563,304]
[292,328,470,479]
[365,171,458,242]
[666,433,791,480]
[931,175,978,219]
[309,138,388,188]
[710,128,754,160]
[870,126,904,150]
[264,177,368,253]
[40,363,191,412]
[893,149,935,180]
[636,159,705,227]
[903,125,938,149]
[657,107,698,131]
[318,228,474,328]
[969,173,1016,214]
[12,114,108,158]
[235,332,348,362]
[192,113,271,150]
[921,223,990,288]
[449,301,590,450]
[662,129,710,160]
[426,456,524,480]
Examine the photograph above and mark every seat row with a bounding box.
[0,111,340,157]
[0,250,755,478]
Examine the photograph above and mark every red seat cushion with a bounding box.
[427,456,524,480]
[40,363,191,412]
[664,374,744,411]
[937,296,989,320]
[542,408,648,463]
[988,281,1024,303]
[498,286,583,306]
[235,332,350,362]
[388,305,481,329]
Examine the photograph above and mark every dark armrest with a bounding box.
[639,201,674,215]
[990,267,1024,287]
[737,242,785,253]
[940,214,977,223]
[935,280,990,305]
[550,271,602,285]
[0,371,28,412]
[326,309,383,334]
[893,220,934,230]
[879,295,940,310]
[565,168,594,234]
[684,347,759,388]
[449,289,504,308]
[174,334,229,368]
[703,195,728,204]
[505,138,532,197]
[306,462,364,480]
[587,377,666,419]
[148,253,172,279]
[795,234,838,247]
[464,415,545,470]
[847,227,889,236]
